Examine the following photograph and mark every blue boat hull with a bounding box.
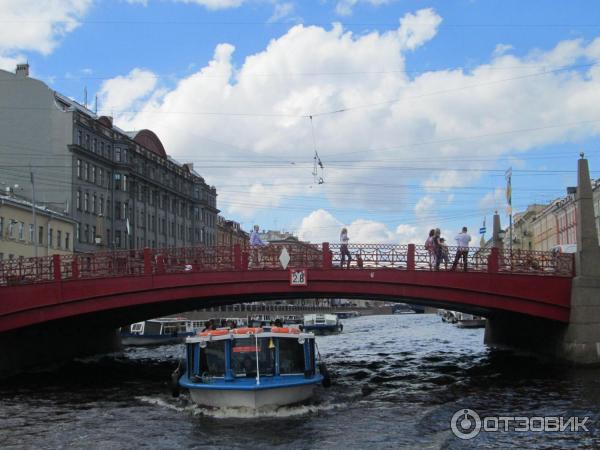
[179,374,323,408]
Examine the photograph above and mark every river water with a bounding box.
[1,314,599,449]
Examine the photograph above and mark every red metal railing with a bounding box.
[327,243,574,276]
[0,243,574,287]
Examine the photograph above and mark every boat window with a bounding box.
[200,340,226,377]
[162,324,181,335]
[278,338,306,375]
[130,323,143,333]
[231,338,275,377]
[144,321,162,334]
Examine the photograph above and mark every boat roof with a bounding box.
[186,328,315,343]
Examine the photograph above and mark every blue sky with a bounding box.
[2,0,600,243]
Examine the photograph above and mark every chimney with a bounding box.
[183,163,194,171]
[15,63,29,77]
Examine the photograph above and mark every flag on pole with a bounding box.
[479,217,486,235]
[505,167,512,215]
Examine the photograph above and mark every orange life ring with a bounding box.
[271,327,300,334]
[198,329,230,337]
[233,327,263,334]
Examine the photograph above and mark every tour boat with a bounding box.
[455,313,486,329]
[302,314,343,334]
[175,327,328,408]
[336,311,360,319]
[121,317,199,346]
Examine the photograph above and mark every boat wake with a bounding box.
[136,395,348,419]
[188,399,349,419]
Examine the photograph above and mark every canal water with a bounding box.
[1,314,599,449]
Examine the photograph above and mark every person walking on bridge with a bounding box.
[451,226,471,271]
[250,224,266,267]
[340,227,351,269]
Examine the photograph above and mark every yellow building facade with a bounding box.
[0,195,75,260]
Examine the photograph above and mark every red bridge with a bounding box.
[0,243,574,334]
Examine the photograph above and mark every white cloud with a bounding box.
[493,43,513,57]
[96,9,600,227]
[297,209,429,244]
[479,187,506,212]
[98,68,158,114]
[0,0,92,70]
[175,0,245,9]
[297,209,343,243]
[414,195,434,218]
[268,2,295,23]
[335,0,391,16]
[398,8,442,51]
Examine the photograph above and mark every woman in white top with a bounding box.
[340,227,351,269]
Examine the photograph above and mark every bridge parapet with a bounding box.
[0,242,573,287]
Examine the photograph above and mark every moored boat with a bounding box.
[303,314,343,334]
[455,313,486,329]
[336,311,360,319]
[176,327,328,408]
[121,317,197,346]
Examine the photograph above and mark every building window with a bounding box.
[99,168,104,186]
[85,134,90,149]
[84,224,89,243]
[122,175,127,192]
[48,228,53,247]
[57,230,62,248]
[76,190,81,210]
[115,230,121,248]
[77,159,82,178]
[115,201,121,219]
[115,147,121,162]
[99,195,104,215]
[92,193,97,214]
[0,217,3,237]
[84,192,89,212]
[76,223,80,242]
[77,130,82,146]
[18,222,24,240]
[29,224,34,242]
[92,166,96,184]
[65,232,70,250]
[39,226,44,245]
[92,138,97,152]
[114,173,121,190]
[8,220,14,239]
[92,226,96,243]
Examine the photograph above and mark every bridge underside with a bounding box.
[0,268,571,333]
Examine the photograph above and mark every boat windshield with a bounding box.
[231,337,275,377]
[278,338,305,375]
[200,340,226,377]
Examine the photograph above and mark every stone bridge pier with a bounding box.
[485,156,600,365]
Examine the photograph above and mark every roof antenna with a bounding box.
[309,115,324,184]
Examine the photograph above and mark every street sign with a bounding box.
[479,227,486,235]
[289,268,307,286]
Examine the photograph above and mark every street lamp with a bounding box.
[498,229,506,242]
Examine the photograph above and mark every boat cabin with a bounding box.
[183,328,317,383]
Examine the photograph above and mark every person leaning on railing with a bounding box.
[451,226,472,271]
